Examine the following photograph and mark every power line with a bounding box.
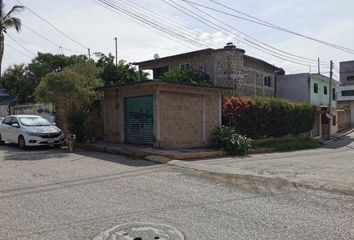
[92,0,199,50]
[162,0,323,68]
[117,0,207,41]
[5,33,36,56]
[198,0,354,54]
[22,24,86,55]
[180,0,330,66]
[5,43,33,59]
[96,0,208,48]
[16,0,89,50]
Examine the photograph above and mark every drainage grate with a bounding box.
[92,222,185,240]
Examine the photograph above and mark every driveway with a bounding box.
[0,144,354,239]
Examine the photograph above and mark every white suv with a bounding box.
[0,115,65,149]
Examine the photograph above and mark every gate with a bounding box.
[125,96,153,145]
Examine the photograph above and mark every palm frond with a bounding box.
[4,5,24,20]
[3,17,21,32]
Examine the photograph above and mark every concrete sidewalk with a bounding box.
[147,133,354,196]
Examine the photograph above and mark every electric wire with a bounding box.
[16,0,89,50]
[179,0,330,66]
[162,0,323,68]
[200,0,354,54]
[22,24,85,55]
[5,33,36,56]
[5,42,33,59]
[92,0,199,50]
[97,0,208,48]
[117,0,207,41]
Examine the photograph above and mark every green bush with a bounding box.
[162,68,212,85]
[217,126,251,155]
[66,109,95,143]
[224,96,317,139]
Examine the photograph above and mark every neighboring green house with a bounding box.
[277,73,339,138]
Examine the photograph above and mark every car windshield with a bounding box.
[19,117,51,127]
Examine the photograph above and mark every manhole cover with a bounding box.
[92,222,185,240]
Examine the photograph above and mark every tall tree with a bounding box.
[95,52,148,85]
[0,1,24,74]
[1,64,36,104]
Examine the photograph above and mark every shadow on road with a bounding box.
[321,135,354,149]
[0,144,158,167]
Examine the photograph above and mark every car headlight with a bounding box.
[25,131,42,137]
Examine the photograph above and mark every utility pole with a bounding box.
[88,48,91,60]
[327,60,333,140]
[114,37,118,67]
[318,58,320,74]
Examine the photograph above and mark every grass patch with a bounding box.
[252,138,320,152]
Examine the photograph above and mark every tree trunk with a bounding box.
[0,33,4,75]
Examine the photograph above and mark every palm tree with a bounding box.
[0,0,24,74]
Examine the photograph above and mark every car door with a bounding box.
[7,117,21,143]
[0,117,13,142]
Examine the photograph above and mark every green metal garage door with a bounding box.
[125,96,153,145]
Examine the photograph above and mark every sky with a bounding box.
[3,0,354,79]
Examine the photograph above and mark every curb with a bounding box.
[144,155,354,197]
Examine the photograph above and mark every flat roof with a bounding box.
[96,79,231,91]
[133,47,280,70]
[133,48,214,65]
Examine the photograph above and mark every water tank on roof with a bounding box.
[224,42,236,50]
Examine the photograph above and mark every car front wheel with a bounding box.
[18,135,26,150]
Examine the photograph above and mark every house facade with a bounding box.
[337,60,354,130]
[277,73,339,137]
[134,43,282,97]
[99,80,225,148]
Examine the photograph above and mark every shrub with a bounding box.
[66,109,95,143]
[162,68,212,85]
[224,96,317,139]
[217,126,251,155]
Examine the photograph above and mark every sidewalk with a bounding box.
[147,132,354,196]
[79,130,354,196]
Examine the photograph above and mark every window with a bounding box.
[347,76,354,81]
[324,86,328,95]
[179,63,191,70]
[332,88,336,100]
[342,90,354,96]
[264,76,271,87]
[314,83,318,93]
[2,117,12,125]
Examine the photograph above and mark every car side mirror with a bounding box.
[11,123,19,128]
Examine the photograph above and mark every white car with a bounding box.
[0,115,65,149]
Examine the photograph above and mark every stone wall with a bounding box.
[137,48,278,97]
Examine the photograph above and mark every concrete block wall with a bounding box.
[102,82,223,148]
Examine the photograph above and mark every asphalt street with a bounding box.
[0,144,353,240]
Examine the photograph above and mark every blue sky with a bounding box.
[4,0,354,78]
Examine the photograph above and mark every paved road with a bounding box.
[183,133,354,195]
[0,144,354,239]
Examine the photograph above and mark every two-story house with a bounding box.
[337,60,354,130]
[134,43,283,97]
[277,73,339,137]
